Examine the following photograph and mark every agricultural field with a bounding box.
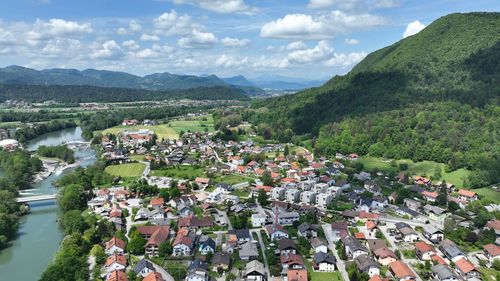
[97,124,178,140]
[168,115,215,134]
[150,166,205,179]
[104,163,146,178]
[475,187,500,204]
[358,157,471,188]
[213,174,253,185]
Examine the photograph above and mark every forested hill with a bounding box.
[252,12,500,134]
[250,12,500,188]
[0,84,249,103]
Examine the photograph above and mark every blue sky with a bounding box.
[0,0,498,79]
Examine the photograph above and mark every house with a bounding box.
[178,215,214,229]
[355,254,380,278]
[106,270,128,281]
[423,204,448,223]
[145,225,170,256]
[271,187,286,200]
[415,242,436,261]
[483,244,500,265]
[279,238,297,255]
[389,261,416,281]
[331,221,349,242]
[244,260,266,281]
[251,213,267,227]
[300,191,317,205]
[212,252,231,271]
[285,189,301,203]
[430,264,460,281]
[143,272,163,281]
[134,259,155,278]
[186,259,209,281]
[454,258,481,279]
[316,193,333,209]
[173,228,195,256]
[423,225,444,243]
[239,241,259,260]
[342,236,369,260]
[228,229,251,244]
[396,207,421,220]
[198,236,216,255]
[457,189,478,203]
[422,191,439,202]
[287,269,308,281]
[484,219,500,244]
[150,197,165,209]
[278,210,300,226]
[208,187,223,202]
[373,247,397,266]
[395,222,419,242]
[439,239,465,263]
[265,224,289,241]
[297,223,317,238]
[403,198,421,211]
[195,177,211,189]
[281,253,305,270]
[313,252,336,272]
[105,237,126,255]
[105,253,127,274]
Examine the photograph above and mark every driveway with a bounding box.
[251,229,271,280]
[322,224,350,281]
[150,259,175,281]
[140,161,151,178]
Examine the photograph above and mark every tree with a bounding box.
[261,171,273,187]
[59,184,88,212]
[127,232,146,255]
[61,210,88,234]
[158,241,172,257]
[90,245,106,265]
[448,201,460,212]
[284,145,289,157]
[257,189,269,207]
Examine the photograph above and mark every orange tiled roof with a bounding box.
[143,272,163,281]
[458,189,476,198]
[455,258,475,274]
[430,254,446,265]
[106,237,126,251]
[415,242,434,253]
[389,261,415,279]
[483,244,500,256]
[106,253,127,267]
[107,270,128,281]
[287,269,308,281]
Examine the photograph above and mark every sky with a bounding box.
[0,0,498,80]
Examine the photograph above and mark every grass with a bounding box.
[150,166,205,179]
[129,155,145,161]
[168,115,215,134]
[478,267,499,281]
[474,187,500,204]
[97,124,178,140]
[231,188,251,198]
[305,259,343,281]
[105,163,145,178]
[213,174,252,185]
[358,156,471,188]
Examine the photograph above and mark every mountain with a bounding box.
[252,12,500,187]
[222,75,256,87]
[0,66,264,95]
[251,75,326,90]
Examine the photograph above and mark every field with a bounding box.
[105,163,146,178]
[475,187,500,204]
[168,115,215,134]
[95,115,214,140]
[305,259,343,281]
[213,174,253,185]
[97,124,178,140]
[150,166,205,179]
[358,157,471,188]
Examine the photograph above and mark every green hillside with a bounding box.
[250,12,500,187]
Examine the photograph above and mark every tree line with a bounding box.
[37,145,75,164]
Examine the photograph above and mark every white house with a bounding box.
[251,213,267,228]
[316,193,333,209]
[300,191,317,205]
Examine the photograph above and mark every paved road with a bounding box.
[150,259,175,281]
[322,224,350,281]
[379,224,423,281]
[379,213,443,230]
[140,161,151,178]
[251,229,271,280]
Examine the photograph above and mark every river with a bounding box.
[0,127,96,281]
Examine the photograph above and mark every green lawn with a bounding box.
[478,267,499,281]
[213,174,252,185]
[358,157,471,187]
[305,259,343,281]
[97,124,178,139]
[105,163,145,178]
[151,166,205,179]
[168,115,215,134]
[231,188,251,198]
[475,187,500,204]
[129,155,145,161]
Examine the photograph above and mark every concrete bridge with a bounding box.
[17,194,57,203]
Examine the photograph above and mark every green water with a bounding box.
[0,127,96,281]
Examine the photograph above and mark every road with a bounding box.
[379,213,443,230]
[321,224,350,281]
[251,229,271,280]
[140,160,151,178]
[378,224,423,281]
[150,259,175,281]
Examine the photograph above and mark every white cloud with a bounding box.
[344,38,360,45]
[122,40,140,50]
[27,18,92,43]
[129,20,142,32]
[260,10,385,40]
[0,29,17,45]
[178,29,218,48]
[153,10,197,36]
[325,52,367,66]
[286,41,307,50]
[140,33,160,41]
[221,37,250,47]
[171,0,257,14]
[403,20,426,38]
[308,0,400,10]
[41,38,82,57]
[287,40,334,64]
[215,54,249,67]
[116,27,128,35]
[90,40,124,60]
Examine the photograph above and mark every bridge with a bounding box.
[17,194,57,203]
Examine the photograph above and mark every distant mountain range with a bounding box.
[0,66,324,96]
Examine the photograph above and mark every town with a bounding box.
[83,115,500,281]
